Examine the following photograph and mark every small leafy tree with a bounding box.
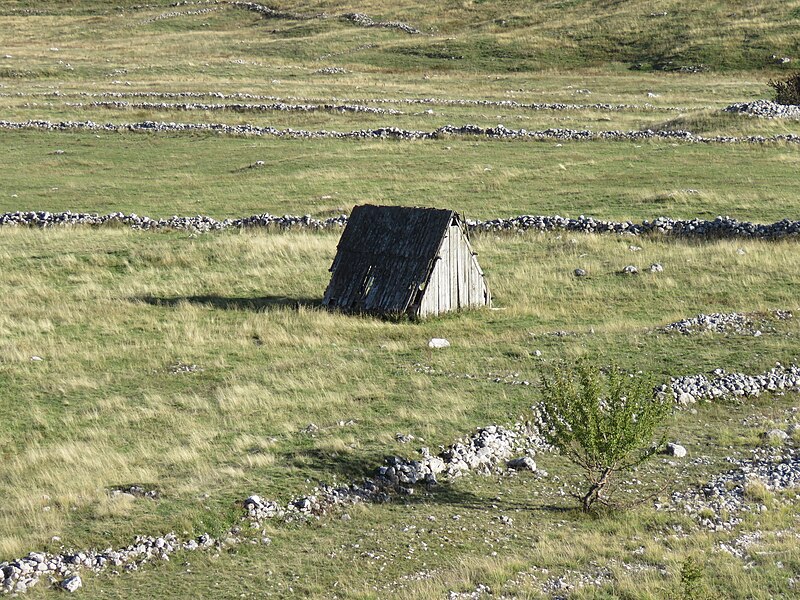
[538,362,671,512]
[768,72,800,105]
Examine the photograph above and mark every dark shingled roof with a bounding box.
[322,204,456,314]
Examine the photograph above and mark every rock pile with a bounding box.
[4,210,800,240]
[723,100,800,119]
[2,119,800,145]
[668,363,800,404]
[661,310,792,336]
[379,422,548,489]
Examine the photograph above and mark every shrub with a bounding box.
[538,362,671,512]
[768,72,800,105]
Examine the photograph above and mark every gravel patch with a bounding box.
[661,447,800,531]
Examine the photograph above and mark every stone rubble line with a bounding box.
[3,210,800,240]
[64,91,685,113]
[140,6,220,23]
[2,118,799,145]
[661,310,793,336]
[0,421,546,595]
[668,363,800,405]
[66,100,402,115]
[167,0,422,34]
[723,100,800,120]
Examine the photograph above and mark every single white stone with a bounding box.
[61,575,82,593]
[665,443,687,458]
[428,338,450,349]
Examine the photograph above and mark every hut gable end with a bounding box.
[322,205,490,317]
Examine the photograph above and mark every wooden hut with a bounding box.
[322,204,490,317]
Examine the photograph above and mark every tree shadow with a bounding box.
[402,483,576,514]
[286,447,578,514]
[135,294,321,312]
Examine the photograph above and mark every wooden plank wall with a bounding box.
[416,224,489,317]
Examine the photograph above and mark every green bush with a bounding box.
[768,72,800,105]
[538,363,671,512]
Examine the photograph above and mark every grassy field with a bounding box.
[2,132,800,221]
[2,1,800,598]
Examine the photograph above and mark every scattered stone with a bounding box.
[649,262,664,272]
[622,265,639,275]
[314,67,348,75]
[169,361,202,374]
[663,446,800,530]
[448,583,492,599]
[108,485,159,500]
[30,356,43,361]
[573,268,587,277]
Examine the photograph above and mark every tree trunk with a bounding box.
[581,467,613,512]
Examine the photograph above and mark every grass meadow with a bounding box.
[1,1,800,598]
